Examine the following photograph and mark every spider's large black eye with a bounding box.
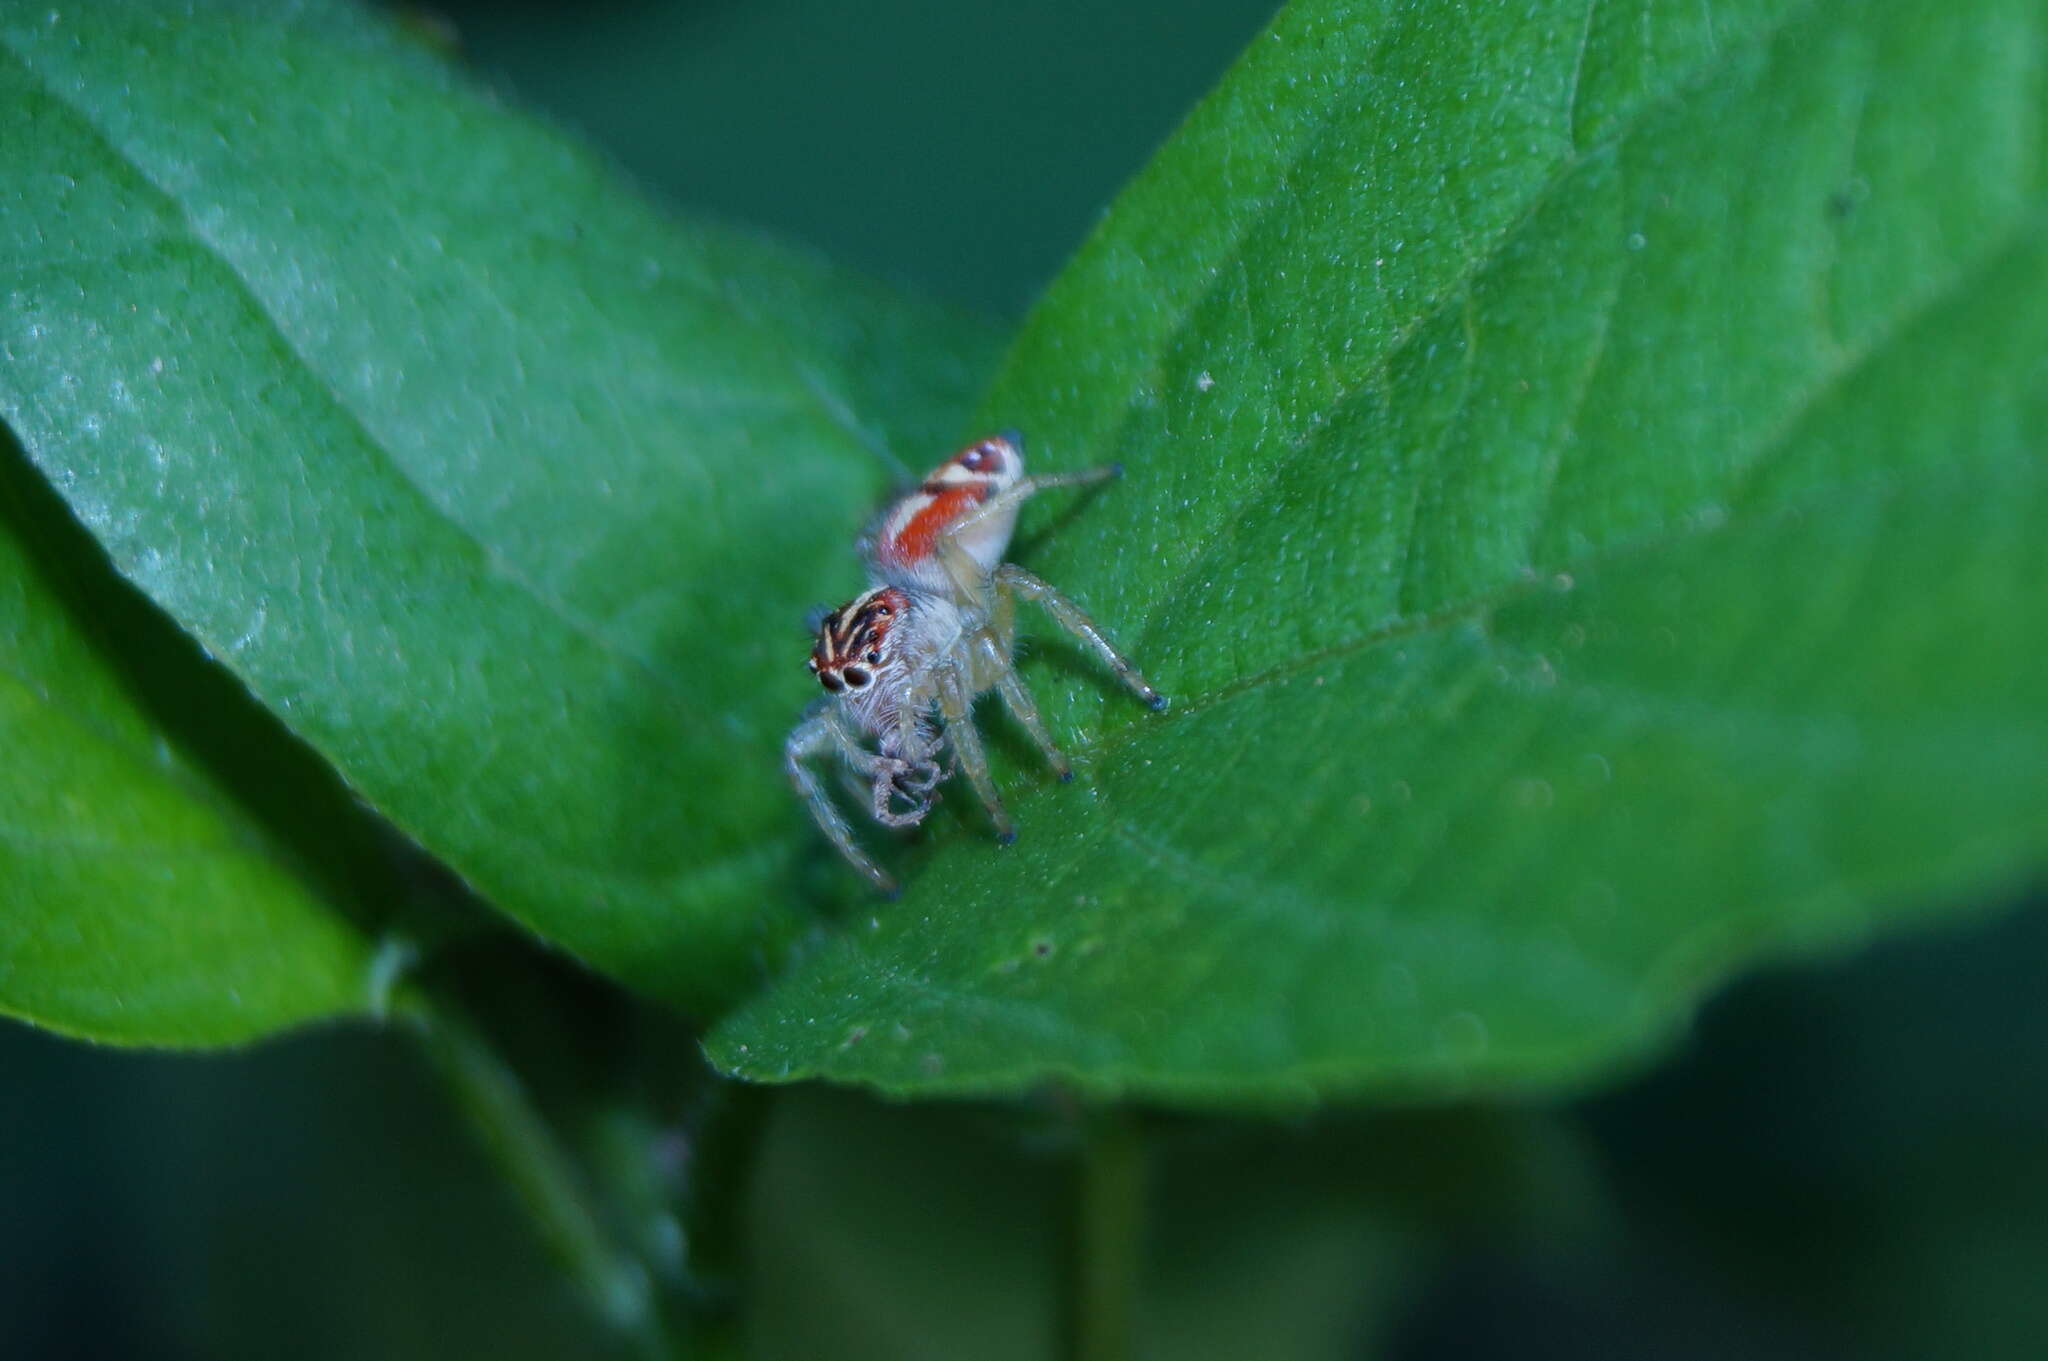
[843,667,871,689]
[819,672,845,693]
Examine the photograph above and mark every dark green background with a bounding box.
[443,0,1286,318]
[6,3,2044,1358]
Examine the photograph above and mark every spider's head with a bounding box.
[807,587,912,697]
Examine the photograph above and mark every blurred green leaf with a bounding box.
[0,1021,613,1361]
[0,431,375,1044]
[1580,895,2048,1361]
[0,1,1000,1011]
[745,1089,1592,1361]
[711,0,2048,1100]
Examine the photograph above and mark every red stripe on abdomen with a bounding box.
[884,485,986,565]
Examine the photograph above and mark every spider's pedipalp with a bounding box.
[869,755,943,828]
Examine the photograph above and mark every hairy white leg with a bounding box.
[935,664,1014,844]
[937,537,993,613]
[828,715,921,787]
[785,712,894,892]
[935,464,1124,603]
[972,631,1072,780]
[987,572,1017,643]
[941,465,1123,547]
[995,563,1166,710]
[949,465,1124,536]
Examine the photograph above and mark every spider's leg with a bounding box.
[786,711,895,893]
[933,465,1124,604]
[995,563,1166,710]
[942,465,1123,540]
[972,631,1072,781]
[935,664,1015,844]
[829,718,908,784]
[835,758,870,805]
[936,536,993,611]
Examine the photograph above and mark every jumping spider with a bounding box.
[786,431,1165,892]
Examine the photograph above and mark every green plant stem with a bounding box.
[1069,1106,1147,1361]
[678,1080,773,1304]
[398,992,682,1361]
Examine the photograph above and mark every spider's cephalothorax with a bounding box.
[807,586,910,698]
[785,431,1165,892]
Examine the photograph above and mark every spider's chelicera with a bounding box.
[786,431,1165,892]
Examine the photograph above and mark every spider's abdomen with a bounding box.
[863,433,1024,594]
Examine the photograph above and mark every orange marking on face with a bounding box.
[886,485,987,565]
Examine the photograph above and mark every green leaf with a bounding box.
[0,430,377,1045]
[0,2,1000,1009]
[710,0,2048,1100]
